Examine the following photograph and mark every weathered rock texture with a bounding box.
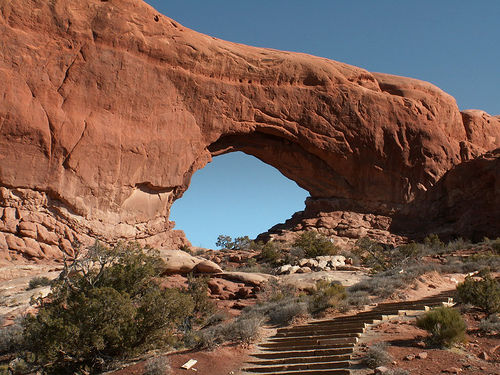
[0,0,499,261]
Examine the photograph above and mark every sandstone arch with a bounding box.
[0,0,499,261]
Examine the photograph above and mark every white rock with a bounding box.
[279,264,292,274]
[318,260,328,269]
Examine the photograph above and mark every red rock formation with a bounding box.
[0,0,499,260]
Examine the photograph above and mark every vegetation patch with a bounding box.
[457,273,500,314]
[416,306,466,348]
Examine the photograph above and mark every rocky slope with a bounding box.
[0,0,499,261]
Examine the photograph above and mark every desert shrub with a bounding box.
[416,306,466,347]
[215,235,252,250]
[258,241,280,265]
[338,290,370,312]
[423,233,445,253]
[5,358,29,375]
[27,276,51,290]
[293,231,339,258]
[445,237,471,252]
[456,273,500,314]
[353,237,389,272]
[144,356,171,375]
[260,279,297,302]
[309,280,346,314]
[192,315,263,349]
[20,241,199,374]
[349,263,432,299]
[479,313,500,334]
[388,369,409,375]
[362,342,392,369]
[268,300,308,326]
[0,322,23,355]
[224,315,263,343]
[185,274,216,325]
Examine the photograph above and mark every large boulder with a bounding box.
[219,272,277,287]
[0,0,498,261]
[158,249,221,275]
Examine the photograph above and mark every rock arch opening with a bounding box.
[170,151,308,248]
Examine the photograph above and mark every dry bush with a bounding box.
[362,342,392,369]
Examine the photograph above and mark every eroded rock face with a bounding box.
[0,0,499,260]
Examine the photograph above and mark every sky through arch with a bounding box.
[170,152,308,248]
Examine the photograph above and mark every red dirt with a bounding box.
[356,313,500,375]
[111,344,251,375]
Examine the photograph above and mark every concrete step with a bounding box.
[248,354,351,366]
[269,332,360,342]
[242,369,350,375]
[276,326,365,337]
[244,360,350,373]
[252,348,354,360]
[278,321,366,333]
[260,342,355,352]
[260,337,357,350]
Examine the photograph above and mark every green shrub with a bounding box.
[309,280,346,313]
[362,342,392,369]
[293,231,339,258]
[258,241,280,264]
[416,306,466,347]
[456,274,500,314]
[21,242,199,374]
[186,274,216,325]
[27,276,51,290]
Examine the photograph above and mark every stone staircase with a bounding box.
[242,290,455,375]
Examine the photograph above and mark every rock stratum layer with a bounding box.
[1,0,499,261]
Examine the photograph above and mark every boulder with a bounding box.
[158,249,199,274]
[219,272,277,286]
[194,259,222,274]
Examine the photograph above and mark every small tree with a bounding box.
[258,241,280,265]
[216,235,234,249]
[293,231,339,258]
[21,242,197,374]
[416,306,466,348]
[309,280,346,313]
[353,237,388,272]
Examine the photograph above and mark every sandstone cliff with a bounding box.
[0,0,499,261]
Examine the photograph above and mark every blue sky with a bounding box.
[145,1,500,248]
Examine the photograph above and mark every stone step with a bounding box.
[252,348,354,360]
[244,360,350,373]
[241,368,350,375]
[260,342,354,352]
[269,332,360,342]
[275,326,365,337]
[243,289,456,375]
[278,322,366,333]
[248,354,351,366]
[260,337,357,350]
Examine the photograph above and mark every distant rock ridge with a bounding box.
[0,0,499,261]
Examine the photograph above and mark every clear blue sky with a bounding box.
[144,0,500,248]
